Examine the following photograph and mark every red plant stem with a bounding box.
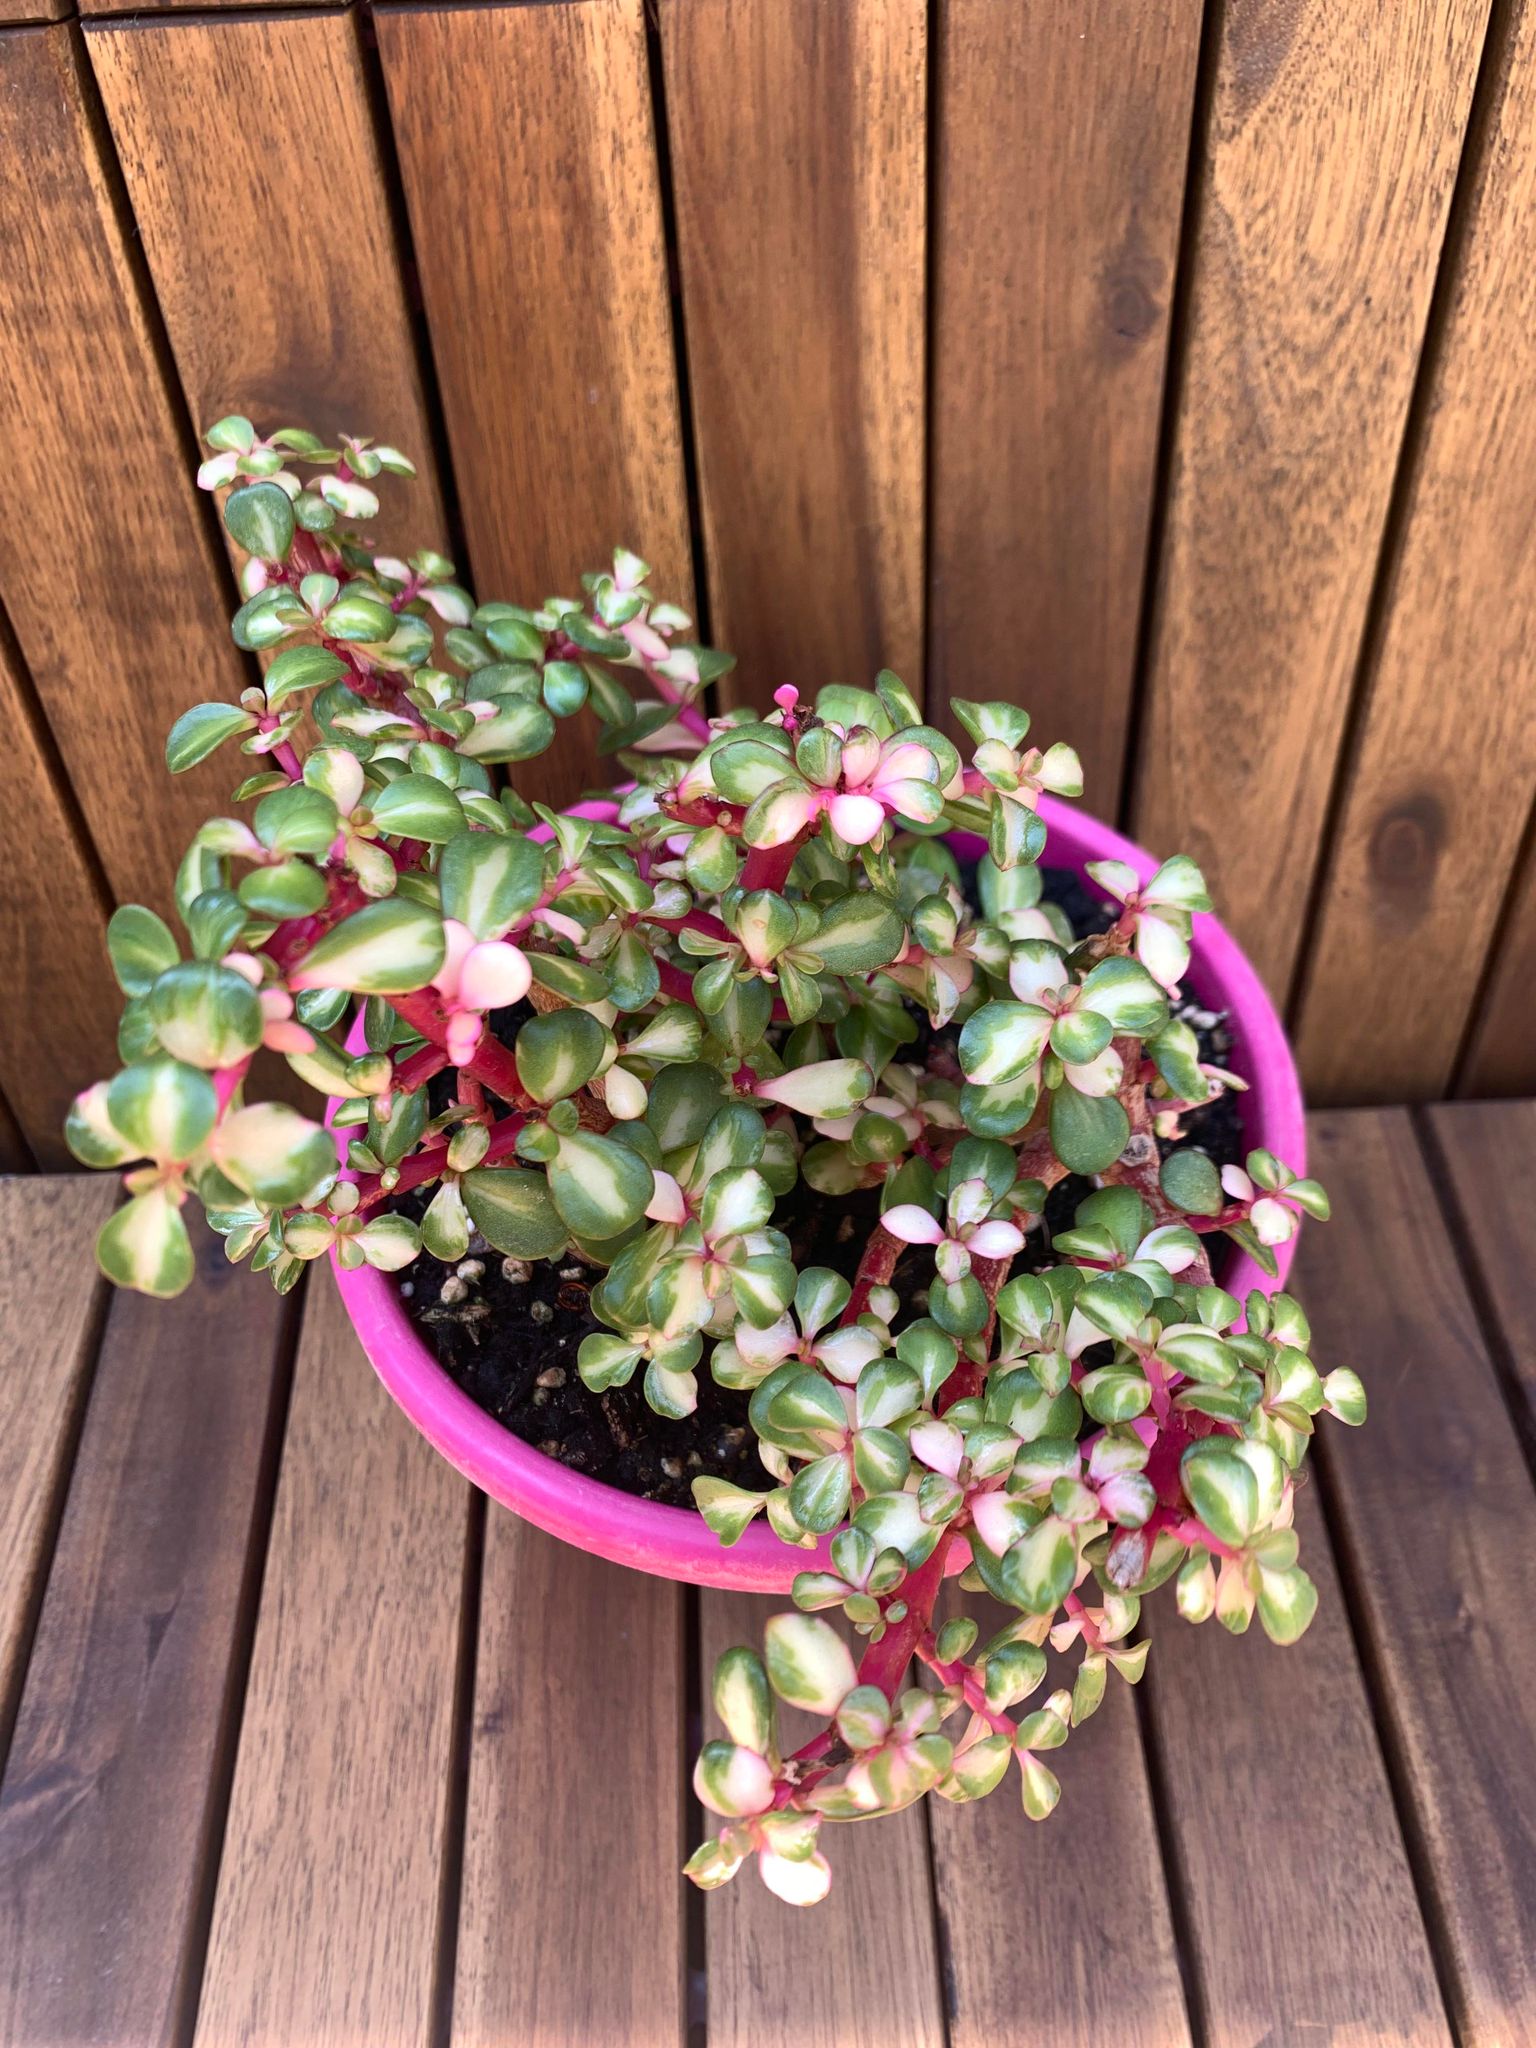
[392,1041,450,1094]
[914,1635,1016,1737]
[213,1059,251,1115]
[351,1109,527,1212]
[656,959,701,1008]
[840,1225,904,1324]
[740,827,813,895]
[640,658,712,742]
[644,908,733,945]
[387,988,531,1106]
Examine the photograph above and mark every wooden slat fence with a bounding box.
[3,0,1536,1159]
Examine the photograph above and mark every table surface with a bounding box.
[1,1102,1534,2048]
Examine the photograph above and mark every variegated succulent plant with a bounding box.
[68,419,1366,1907]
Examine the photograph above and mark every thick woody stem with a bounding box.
[740,827,813,895]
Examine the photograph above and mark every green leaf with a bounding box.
[763,1613,858,1713]
[148,961,264,1069]
[1077,956,1169,1034]
[462,1168,568,1258]
[368,773,464,844]
[1049,1087,1129,1174]
[710,735,797,804]
[210,1103,336,1207]
[224,481,295,561]
[324,590,396,643]
[255,784,339,857]
[187,890,248,962]
[754,1059,872,1118]
[1180,1446,1259,1548]
[238,861,328,919]
[107,1056,218,1162]
[1160,1147,1223,1217]
[647,1063,728,1151]
[166,701,258,774]
[1256,1564,1319,1645]
[107,905,179,997]
[958,1001,1051,1087]
[265,644,348,708]
[810,893,906,973]
[64,1080,138,1167]
[289,899,445,995]
[714,1645,775,1752]
[456,698,556,762]
[547,1131,655,1238]
[1322,1367,1367,1426]
[693,1475,772,1547]
[515,1010,607,1104]
[789,1453,852,1533]
[438,830,544,940]
[96,1188,195,1298]
[998,1516,1077,1615]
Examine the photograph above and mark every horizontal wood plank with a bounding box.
[0,1216,292,2048]
[0,625,120,1168]
[1142,1484,1449,2048]
[1293,0,1536,1102]
[452,1515,684,2047]
[193,1276,470,2048]
[701,1590,944,2048]
[0,1176,115,1760]
[1424,1099,1536,1447]
[88,9,450,560]
[660,0,926,712]
[378,0,693,808]
[1304,1108,1536,2046]
[1133,0,1491,1000]
[928,1598,1190,2048]
[0,25,250,920]
[927,0,1202,809]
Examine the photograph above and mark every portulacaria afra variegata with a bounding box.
[68,420,1366,1906]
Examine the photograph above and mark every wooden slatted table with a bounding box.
[2,1104,1533,2047]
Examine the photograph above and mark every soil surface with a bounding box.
[392,867,1249,1505]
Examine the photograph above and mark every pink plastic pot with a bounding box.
[329,795,1304,1590]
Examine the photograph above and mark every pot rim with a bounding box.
[329,794,1304,1590]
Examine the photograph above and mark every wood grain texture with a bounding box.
[194,1277,469,2048]
[1143,1484,1448,2048]
[0,1177,114,1759]
[1132,0,1491,1001]
[378,0,693,807]
[452,1514,684,2047]
[0,0,67,24]
[0,1094,29,1175]
[1304,1108,1536,2046]
[928,1597,1190,2048]
[0,1215,291,2048]
[1459,833,1536,1095]
[0,25,250,918]
[927,0,1202,808]
[88,10,449,559]
[0,626,120,1167]
[701,1591,944,2048]
[660,0,925,712]
[1425,1099,1536,1441]
[1294,3,1536,1102]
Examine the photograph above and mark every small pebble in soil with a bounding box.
[536,1367,566,1389]
[438,1276,468,1305]
[501,1257,532,1285]
[456,1259,484,1282]
[529,1299,553,1325]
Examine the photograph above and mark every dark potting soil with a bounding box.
[392,868,1250,1505]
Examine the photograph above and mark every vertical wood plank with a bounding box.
[1132,0,1491,999]
[0,1177,114,1759]
[1459,834,1536,1095]
[0,626,121,1168]
[193,1277,470,2048]
[0,1217,292,2048]
[927,0,1203,807]
[1304,1109,1536,2045]
[88,9,450,560]
[0,25,251,917]
[928,1603,1190,2048]
[660,0,926,712]
[0,1095,30,1175]
[451,1515,684,2047]
[1142,1486,1449,2047]
[701,1590,945,2048]
[1293,1,1536,1102]
[1424,1099,1536,1443]
[378,0,693,807]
